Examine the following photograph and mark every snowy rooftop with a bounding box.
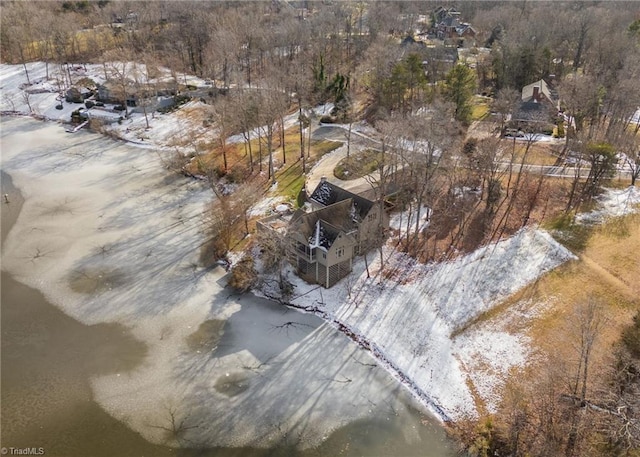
[289,199,360,247]
[308,219,340,250]
[309,180,374,219]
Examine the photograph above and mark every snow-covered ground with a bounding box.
[575,186,640,224]
[279,229,576,420]
[389,204,432,239]
[1,61,241,152]
[1,62,80,121]
[1,117,443,450]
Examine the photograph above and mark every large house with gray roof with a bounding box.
[512,79,560,130]
[258,179,389,288]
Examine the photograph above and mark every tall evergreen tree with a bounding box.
[443,64,476,125]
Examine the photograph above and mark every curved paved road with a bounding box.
[306,123,636,198]
[306,124,381,195]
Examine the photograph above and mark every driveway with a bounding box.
[306,136,380,194]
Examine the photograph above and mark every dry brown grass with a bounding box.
[494,213,639,341]
[500,139,562,166]
[486,212,640,407]
[524,142,563,166]
[448,213,640,457]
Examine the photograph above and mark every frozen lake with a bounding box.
[0,117,455,456]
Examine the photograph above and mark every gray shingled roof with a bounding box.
[309,181,374,220]
[289,201,356,250]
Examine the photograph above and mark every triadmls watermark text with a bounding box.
[1,447,45,456]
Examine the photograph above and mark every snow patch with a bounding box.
[576,186,640,224]
[248,196,285,217]
[389,205,431,238]
[285,229,575,420]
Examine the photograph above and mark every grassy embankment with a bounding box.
[188,126,341,202]
[334,149,383,180]
[190,125,341,254]
[461,207,640,421]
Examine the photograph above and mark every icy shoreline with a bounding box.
[1,116,453,451]
[272,299,452,420]
[264,228,578,421]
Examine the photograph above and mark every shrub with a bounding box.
[176,94,191,105]
[199,237,228,267]
[157,94,191,114]
[88,118,105,131]
[320,114,335,124]
[279,278,295,299]
[463,137,478,155]
[76,77,96,89]
[487,178,502,206]
[213,164,227,179]
[228,163,249,183]
[228,256,257,292]
[85,100,95,109]
[65,87,84,103]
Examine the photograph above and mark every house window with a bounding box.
[367,212,377,222]
[322,253,326,259]
[336,247,345,258]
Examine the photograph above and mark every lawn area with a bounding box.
[527,213,639,371]
[188,124,342,209]
[471,96,490,121]
[475,211,640,400]
[271,135,342,202]
[334,149,382,180]
[500,140,561,166]
[274,161,307,202]
[525,143,562,166]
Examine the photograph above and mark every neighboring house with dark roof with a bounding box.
[431,6,476,46]
[432,6,461,28]
[512,79,560,130]
[455,24,477,40]
[257,179,389,288]
[437,14,462,37]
